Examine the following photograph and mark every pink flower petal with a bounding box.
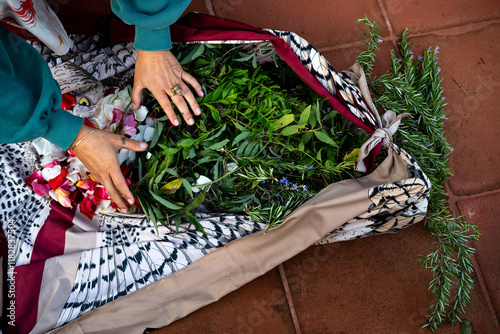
[112,108,124,123]
[32,181,51,197]
[44,160,60,169]
[76,179,98,191]
[26,171,45,185]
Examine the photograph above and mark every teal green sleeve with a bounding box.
[0,25,83,150]
[111,0,192,51]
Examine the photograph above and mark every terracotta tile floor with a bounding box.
[53,0,500,332]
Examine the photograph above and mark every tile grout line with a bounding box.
[407,18,500,38]
[447,186,500,202]
[447,184,500,331]
[376,0,398,49]
[204,0,216,15]
[318,18,500,54]
[278,264,302,334]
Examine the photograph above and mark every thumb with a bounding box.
[131,80,144,110]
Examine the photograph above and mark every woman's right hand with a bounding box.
[71,125,147,212]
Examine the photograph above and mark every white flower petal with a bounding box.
[227,162,238,172]
[192,175,212,193]
[41,165,62,181]
[66,172,80,184]
[134,105,149,122]
[95,199,116,214]
[117,148,130,165]
[143,126,155,142]
[127,150,136,163]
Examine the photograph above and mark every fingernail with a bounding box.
[195,108,201,115]
[198,90,204,97]
[127,198,134,205]
[140,142,148,149]
[188,118,194,125]
[120,207,128,213]
[173,119,180,126]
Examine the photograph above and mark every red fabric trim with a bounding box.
[11,261,45,334]
[12,202,77,333]
[31,202,76,262]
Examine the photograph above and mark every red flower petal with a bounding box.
[61,93,76,111]
[80,195,97,220]
[93,186,109,201]
[48,167,68,190]
[83,118,96,128]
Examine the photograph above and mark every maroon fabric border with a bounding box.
[12,202,77,334]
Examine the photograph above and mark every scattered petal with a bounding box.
[227,162,238,171]
[134,106,149,122]
[192,175,212,193]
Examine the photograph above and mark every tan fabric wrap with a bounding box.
[52,148,409,334]
[342,63,382,126]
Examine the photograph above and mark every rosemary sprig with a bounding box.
[356,15,480,331]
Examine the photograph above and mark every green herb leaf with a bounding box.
[159,178,183,194]
[208,139,230,150]
[314,131,338,147]
[149,191,183,210]
[299,105,311,125]
[272,114,294,130]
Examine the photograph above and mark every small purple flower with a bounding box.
[409,50,414,55]
[279,177,288,184]
[435,46,440,49]
[456,269,461,274]
[433,116,437,120]
[260,180,266,184]
[442,96,446,100]
[395,57,400,62]
[418,55,423,61]
[376,39,383,44]
[439,86,444,90]
[450,148,454,154]
[309,165,314,170]
[437,67,441,71]
[292,183,299,191]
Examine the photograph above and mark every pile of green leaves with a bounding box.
[356,16,480,332]
[130,42,366,233]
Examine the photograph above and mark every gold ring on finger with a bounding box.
[170,83,183,97]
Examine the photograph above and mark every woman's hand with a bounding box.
[71,125,147,212]
[132,49,204,126]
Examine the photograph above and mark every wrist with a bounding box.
[70,125,96,152]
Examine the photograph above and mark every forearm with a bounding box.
[110,0,191,51]
[0,25,82,150]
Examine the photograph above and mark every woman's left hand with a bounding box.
[131,49,204,126]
